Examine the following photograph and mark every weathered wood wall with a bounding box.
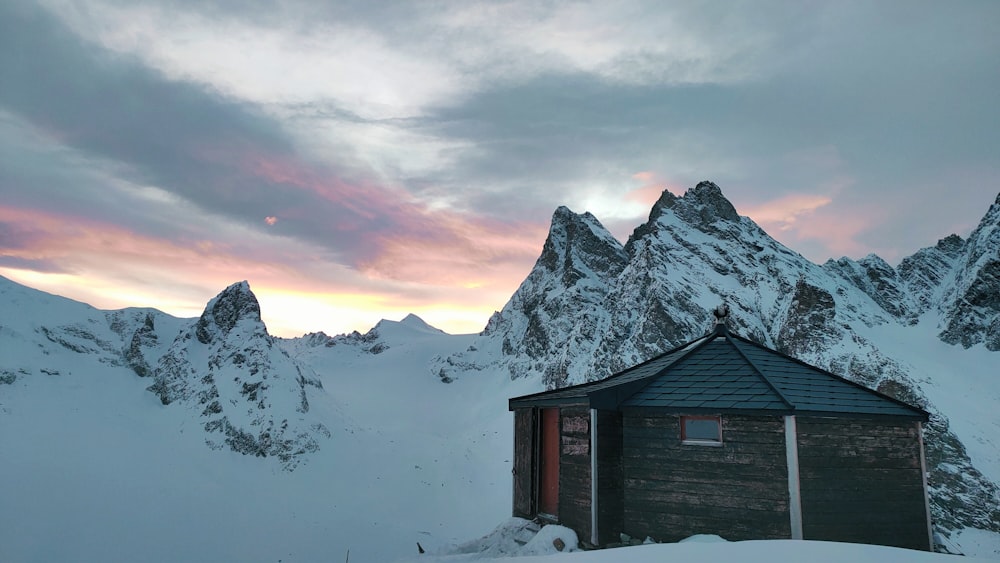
[559,406,592,541]
[596,410,624,545]
[512,408,535,518]
[796,417,930,550]
[622,412,791,542]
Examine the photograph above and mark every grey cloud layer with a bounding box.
[0,2,445,268]
[3,0,999,272]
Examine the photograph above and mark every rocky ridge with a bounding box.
[145,281,329,469]
[0,276,331,470]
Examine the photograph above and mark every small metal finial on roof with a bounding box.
[713,303,730,324]
[712,303,730,335]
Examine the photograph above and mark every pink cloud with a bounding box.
[245,152,398,221]
[228,148,552,289]
[741,193,833,232]
[360,210,548,289]
[0,203,545,337]
[264,216,278,225]
[739,193,880,260]
[626,171,682,207]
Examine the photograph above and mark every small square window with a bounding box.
[681,415,722,445]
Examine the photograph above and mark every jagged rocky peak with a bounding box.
[297,331,335,347]
[963,192,1000,263]
[641,181,738,225]
[471,205,627,377]
[628,181,743,250]
[682,180,740,222]
[984,191,1000,224]
[936,233,967,257]
[538,206,627,286]
[196,280,264,344]
[147,279,328,469]
[645,187,678,221]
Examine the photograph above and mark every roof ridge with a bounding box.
[728,332,930,419]
[727,334,796,410]
[507,331,716,407]
[620,331,720,391]
[584,329,721,409]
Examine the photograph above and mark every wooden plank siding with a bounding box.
[596,410,624,545]
[559,406,592,541]
[621,412,791,543]
[512,408,535,518]
[796,417,930,550]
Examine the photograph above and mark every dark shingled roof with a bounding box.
[508,325,928,421]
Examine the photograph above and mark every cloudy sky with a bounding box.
[1,1,998,337]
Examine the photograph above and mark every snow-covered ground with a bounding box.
[408,537,994,563]
[401,521,995,563]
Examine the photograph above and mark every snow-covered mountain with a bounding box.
[1,182,998,560]
[438,182,1000,540]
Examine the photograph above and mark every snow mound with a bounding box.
[521,524,579,556]
[678,534,729,543]
[423,518,578,561]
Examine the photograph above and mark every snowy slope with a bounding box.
[0,277,535,562]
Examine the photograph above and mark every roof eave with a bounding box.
[620,405,928,421]
[509,397,589,410]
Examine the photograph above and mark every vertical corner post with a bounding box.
[784,415,803,540]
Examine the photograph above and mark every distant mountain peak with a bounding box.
[551,205,574,220]
[536,205,627,285]
[679,180,740,223]
[196,281,262,344]
[645,188,678,221]
[400,312,426,324]
[399,313,440,331]
[628,181,743,253]
[374,313,445,335]
[549,205,604,231]
[936,234,966,256]
[636,182,739,237]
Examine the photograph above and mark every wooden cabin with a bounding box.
[508,321,933,550]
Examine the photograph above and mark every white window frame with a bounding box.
[680,414,723,447]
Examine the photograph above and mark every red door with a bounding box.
[538,408,560,517]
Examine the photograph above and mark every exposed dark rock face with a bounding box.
[938,194,1000,350]
[775,279,839,358]
[38,323,121,360]
[940,257,1000,350]
[824,255,913,321]
[195,280,261,344]
[674,180,740,226]
[124,313,158,377]
[896,235,966,315]
[0,369,18,385]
